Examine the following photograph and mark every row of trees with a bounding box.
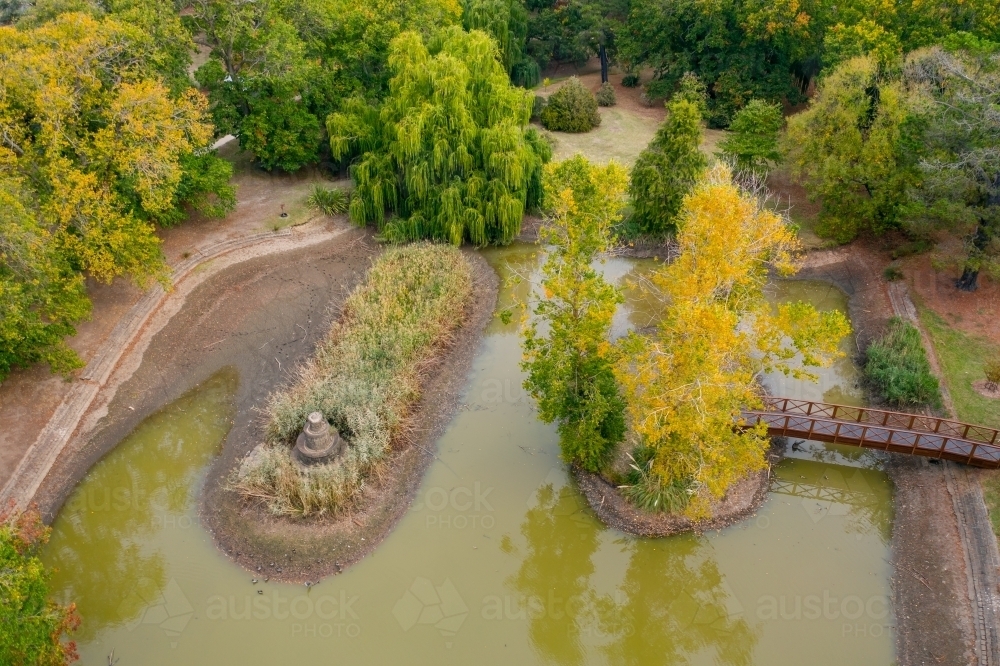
[787,41,1000,290]
[621,0,1000,126]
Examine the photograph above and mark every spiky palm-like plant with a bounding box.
[327,27,551,245]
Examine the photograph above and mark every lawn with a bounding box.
[543,108,661,167]
[918,305,1000,538]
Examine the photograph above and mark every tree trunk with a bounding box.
[956,220,991,292]
[956,266,980,291]
[599,44,608,84]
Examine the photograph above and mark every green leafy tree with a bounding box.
[717,98,783,175]
[526,0,628,82]
[1,507,80,665]
[463,0,538,86]
[522,155,628,471]
[0,12,231,377]
[905,45,1000,291]
[628,98,707,234]
[191,0,322,171]
[539,77,601,133]
[785,56,919,242]
[622,0,812,126]
[328,27,550,245]
[823,18,902,71]
[0,185,90,379]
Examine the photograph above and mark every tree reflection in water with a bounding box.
[43,369,237,641]
[507,473,759,665]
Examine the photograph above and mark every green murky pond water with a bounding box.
[43,245,894,665]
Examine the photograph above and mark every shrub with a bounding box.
[0,507,79,665]
[234,244,473,516]
[540,77,601,133]
[596,82,616,107]
[716,99,783,174]
[865,317,942,408]
[985,360,1000,391]
[619,447,693,514]
[628,97,707,234]
[883,265,904,281]
[307,185,350,216]
[621,72,640,88]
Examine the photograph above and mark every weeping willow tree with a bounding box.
[328,27,551,245]
[462,0,539,87]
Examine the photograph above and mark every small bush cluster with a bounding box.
[531,94,546,121]
[307,185,351,216]
[540,77,601,133]
[864,317,942,408]
[883,264,904,281]
[621,72,640,88]
[234,244,473,516]
[985,360,1000,391]
[618,447,693,514]
[596,82,616,107]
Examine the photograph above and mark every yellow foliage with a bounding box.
[616,164,850,516]
[0,13,217,285]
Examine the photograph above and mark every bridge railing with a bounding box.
[745,399,1000,468]
[759,397,1000,445]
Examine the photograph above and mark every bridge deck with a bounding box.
[745,398,1000,468]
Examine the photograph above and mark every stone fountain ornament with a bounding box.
[294,411,345,466]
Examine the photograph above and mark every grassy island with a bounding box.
[235,243,473,516]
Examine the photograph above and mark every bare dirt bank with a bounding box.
[32,226,378,519]
[798,245,982,666]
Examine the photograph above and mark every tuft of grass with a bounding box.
[883,265,904,281]
[891,238,933,259]
[618,446,693,514]
[233,243,473,517]
[307,185,350,216]
[864,317,942,408]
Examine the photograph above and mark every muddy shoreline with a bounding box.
[203,250,498,582]
[574,440,784,537]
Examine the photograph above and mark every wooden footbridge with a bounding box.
[744,397,1000,468]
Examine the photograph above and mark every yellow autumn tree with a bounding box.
[0,12,231,379]
[616,164,850,517]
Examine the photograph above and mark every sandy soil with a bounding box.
[203,251,498,583]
